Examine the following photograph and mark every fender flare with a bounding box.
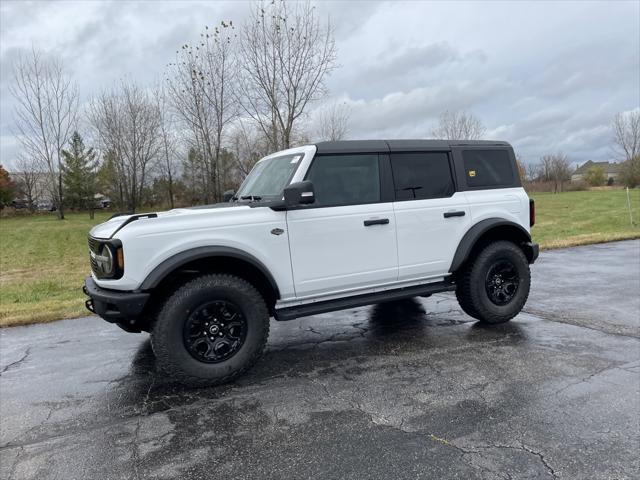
[449,218,532,273]
[139,246,280,298]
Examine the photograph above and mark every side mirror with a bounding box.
[283,181,315,207]
[223,189,235,202]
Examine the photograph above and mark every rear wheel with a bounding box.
[456,241,530,324]
[151,274,269,386]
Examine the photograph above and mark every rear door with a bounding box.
[451,147,529,229]
[286,153,398,298]
[391,151,471,280]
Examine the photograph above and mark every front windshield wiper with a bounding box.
[240,195,262,201]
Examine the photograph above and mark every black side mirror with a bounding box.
[223,190,235,202]
[284,181,315,207]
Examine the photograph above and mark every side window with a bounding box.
[305,154,380,207]
[462,150,514,188]
[390,152,454,201]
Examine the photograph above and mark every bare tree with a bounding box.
[14,154,44,212]
[541,152,571,193]
[612,110,640,161]
[239,0,337,151]
[316,101,350,141]
[89,81,161,212]
[432,110,485,140]
[156,85,179,209]
[167,21,238,203]
[229,119,270,179]
[10,48,78,219]
[525,162,542,183]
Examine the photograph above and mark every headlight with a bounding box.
[96,244,115,276]
[88,237,123,279]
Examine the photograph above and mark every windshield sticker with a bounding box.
[290,155,302,164]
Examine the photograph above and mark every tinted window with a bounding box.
[305,154,380,207]
[462,150,514,188]
[390,152,454,201]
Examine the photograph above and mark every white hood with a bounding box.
[89,204,248,239]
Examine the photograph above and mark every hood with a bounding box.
[89,202,247,239]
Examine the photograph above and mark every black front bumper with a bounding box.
[83,276,150,328]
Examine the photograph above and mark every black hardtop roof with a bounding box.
[314,139,511,154]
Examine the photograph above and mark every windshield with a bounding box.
[235,153,303,200]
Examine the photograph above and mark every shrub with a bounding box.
[584,166,606,186]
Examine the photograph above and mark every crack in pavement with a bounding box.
[1,348,31,376]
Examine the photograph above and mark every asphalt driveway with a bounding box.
[1,240,639,480]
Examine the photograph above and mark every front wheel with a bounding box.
[151,274,269,386]
[456,241,531,324]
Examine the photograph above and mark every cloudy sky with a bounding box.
[1,0,638,169]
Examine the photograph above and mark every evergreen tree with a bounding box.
[61,132,98,217]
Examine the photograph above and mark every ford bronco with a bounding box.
[84,140,538,385]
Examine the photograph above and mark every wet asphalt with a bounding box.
[1,240,639,480]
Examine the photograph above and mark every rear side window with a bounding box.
[390,152,454,201]
[305,154,380,207]
[462,150,514,188]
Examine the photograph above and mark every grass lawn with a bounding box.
[1,189,639,328]
[530,189,640,249]
[1,212,111,327]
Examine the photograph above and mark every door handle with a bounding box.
[364,218,390,226]
[443,211,466,218]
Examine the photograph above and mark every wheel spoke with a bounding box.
[183,300,247,363]
[485,260,520,306]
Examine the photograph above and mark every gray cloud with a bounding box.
[1,0,638,169]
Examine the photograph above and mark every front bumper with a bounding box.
[83,276,150,328]
[523,242,540,264]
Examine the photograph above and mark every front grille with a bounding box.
[88,236,101,276]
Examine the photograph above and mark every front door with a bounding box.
[286,153,398,298]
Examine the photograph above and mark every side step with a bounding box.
[275,281,456,321]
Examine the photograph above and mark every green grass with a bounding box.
[0,212,111,327]
[530,189,640,249]
[1,189,639,328]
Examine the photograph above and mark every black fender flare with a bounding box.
[449,218,533,273]
[139,246,280,298]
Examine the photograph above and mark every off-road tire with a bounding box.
[151,274,269,386]
[456,241,530,324]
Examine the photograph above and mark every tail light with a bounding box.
[529,198,536,227]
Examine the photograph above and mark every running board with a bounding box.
[274,281,456,321]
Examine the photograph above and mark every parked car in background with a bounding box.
[11,199,28,209]
[36,200,56,211]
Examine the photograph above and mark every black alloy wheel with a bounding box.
[183,301,248,363]
[485,260,520,306]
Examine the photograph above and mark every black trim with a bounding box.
[379,153,395,203]
[364,218,389,226]
[109,213,158,238]
[83,276,150,323]
[449,218,533,272]
[139,246,280,297]
[313,140,510,155]
[444,211,466,218]
[275,280,456,321]
[523,242,539,263]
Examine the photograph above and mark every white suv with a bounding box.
[84,140,538,385]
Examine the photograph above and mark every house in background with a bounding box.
[571,161,622,183]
